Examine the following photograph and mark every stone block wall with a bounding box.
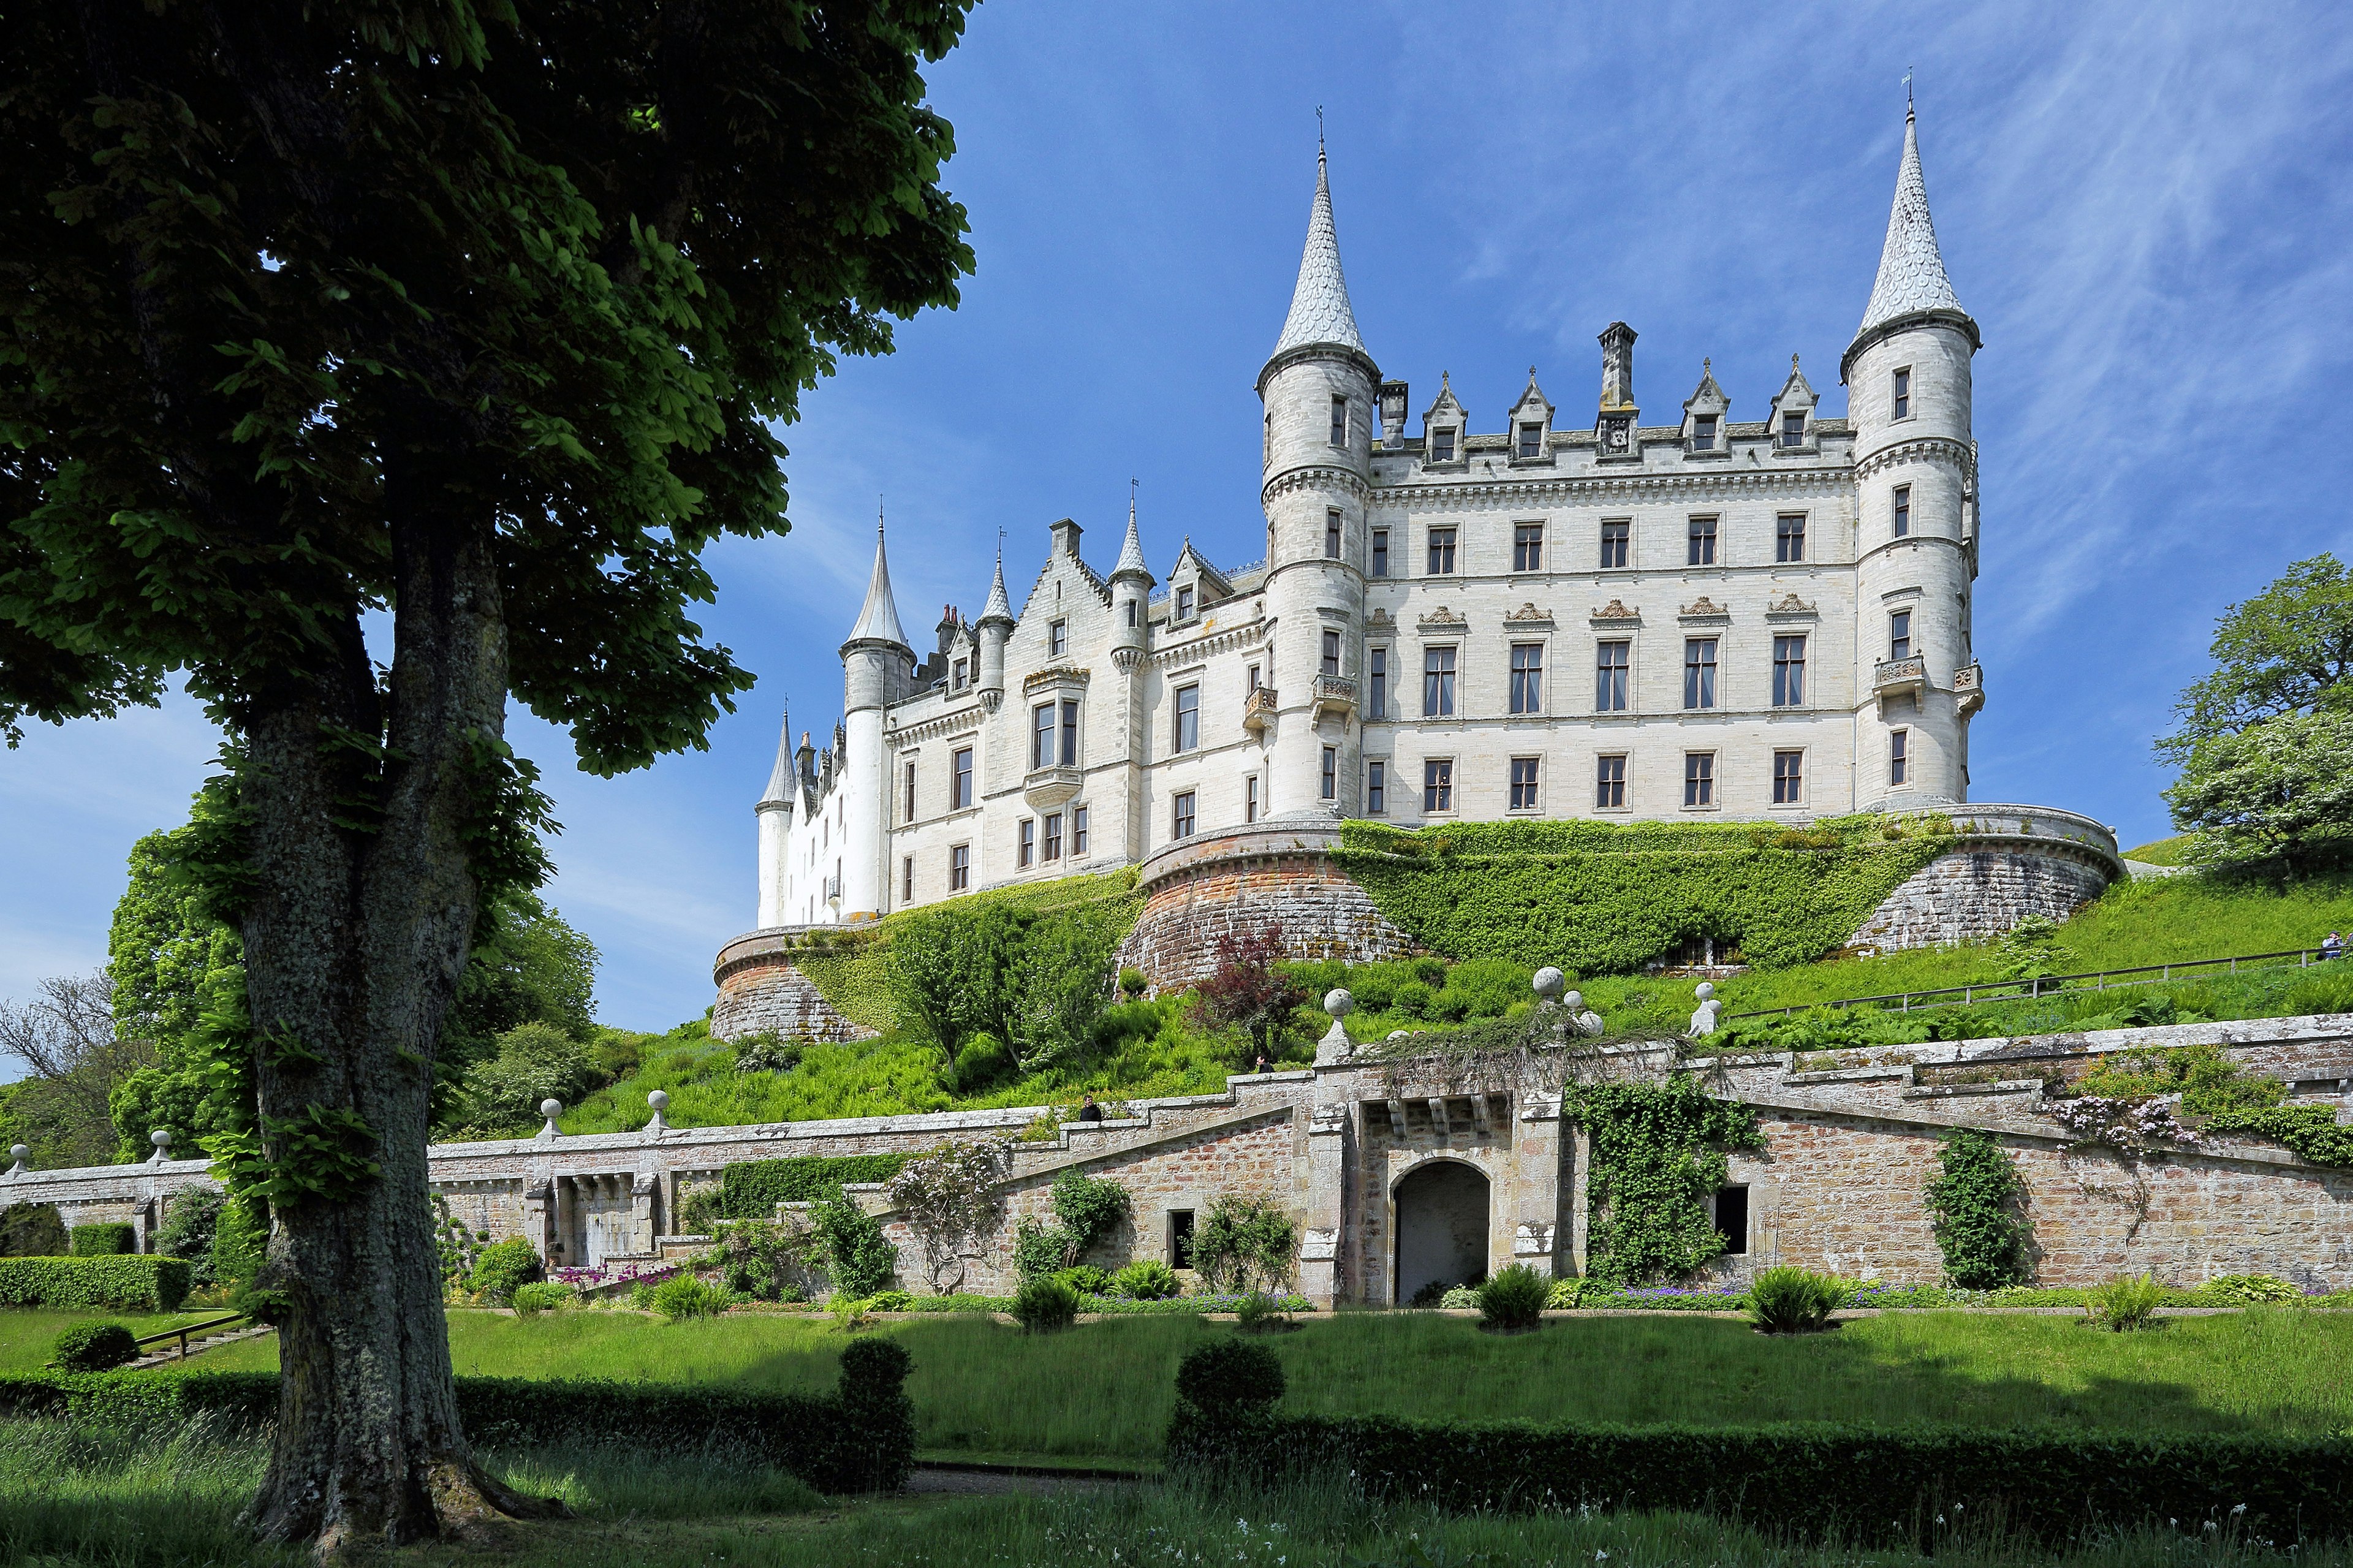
[711,930,876,1043]
[1117,823,1420,991]
[1849,836,2116,955]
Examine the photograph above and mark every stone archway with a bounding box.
[1393,1160,1490,1306]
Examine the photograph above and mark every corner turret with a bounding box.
[755,708,794,928]
[1109,496,1153,670]
[975,546,1014,714]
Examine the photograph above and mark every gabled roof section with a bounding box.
[1166,538,1234,600]
[1854,110,1970,347]
[1509,366,1554,423]
[845,521,909,648]
[1686,357,1727,410]
[1268,146,1367,362]
[1421,371,1465,425]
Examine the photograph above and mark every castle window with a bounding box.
[1174,684,1200,752]
[1773,750,1804,805]
[1176,585,1194,620]
[1431,426,1456,462]
[1330,396,1349,446]
[1423,758,1454,813]
[1031,702,1056,770]
[1893,485,1911,539]
[1890,729,1910,786]
[1600,518,1630,570]
[1889,609,1912,661]
[1513,522,1544,572]
[1061,699,1080,765]
[952,747,973,809]
[1043,811,1063,861]
[1245,775,1260,824]
[1372,529,1389,577]
[1779,410,1807,448]
[1422,647,1456,717]
[1427,527,1457,575]
[1683,752,1716,808]
[1320,630,1342,678]
[1683,638,1718,710]
[1773,635,1806,706]
[1713,1186,1750,1254]
[1018,819,1035,868]
[1049,619,1067,657]
[1509,756,1540,811]
[1325,510,1342,559]
[1775,513,1806,562]
[1596,642,1629,713]
[1688,515,1716,567]
[1072,805,1089,854]
[1596,754,1627,809]
[1517,422,1544,459]
[950,844,970,890]
[1246,663,1260,692]
[1368,648,1387,718]
[952,657,968,690]
[1892,368,1911,420]
[903,856,914,902]
[1126,600,1137,629]
[1172,790,1197,838]
[1169,1209,1195,1268]
[1509,643,1543,714]
[1321,746,1338,800]
[1366,760,1385,814]
[1691,414,1718,452]
[904,760,917,823]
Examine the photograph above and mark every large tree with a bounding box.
[0,1,972,1554]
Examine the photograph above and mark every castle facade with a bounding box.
[761,111,1984,928]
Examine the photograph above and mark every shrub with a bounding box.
[809,1198,896,1298]
[465,1237,543,1303]
[885,1141,1008,1294]
[1013,1276,1079,1333]
[730,1030,805,1075]
[2199,1272,2302,1303]
[1408,1279,1449,1308]
[69,1222,135,1257]
[153,1189,225,1286]
[1174,1338,1284,1413]
[0,1255,191,1312]
[509,1281,573,1314]
[1234,1290,1289,1333]
[1049,1168,1131,1263]
[866,1289,914,1312]
[1010,1215,1072,1284]
[1922,1129,2031,1289]
[207,1197,267,1289]
[1186,926,1310,1059]
[1477,1264,1549,1332]
[0,1202,69,1257]
[1192,1193,1297,1293]
[1056,1265,1112,1297]
[1118,967,1148,999]
[1439,1286,1479,1310]
[2086,1272,2166,1331]
[707,1153,911,1222]
[1545,1277,1591,1309]
[1746,1267,1845,1333]
[1111,1259,1181,1300]
[49,1320,140,1372]
[650,1276,731,1320]
[466,1021,605,1121]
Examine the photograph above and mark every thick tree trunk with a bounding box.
[238,495,554,1555]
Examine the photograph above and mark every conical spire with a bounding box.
[846,512,909,648]
[759,709,794,806]
[1269,144,1367,361]
[1112,489,1153,584]
[977,542,1014,627]
[1855,108,1967,343]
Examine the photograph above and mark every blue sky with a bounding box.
[7,1,2352,1041]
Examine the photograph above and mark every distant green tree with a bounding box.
[460,1023,605,1124]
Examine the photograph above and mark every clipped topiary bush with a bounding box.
[0,1256,191,1312]
[49,1320,141,1372]
[465,1237,542,1304]
[1174,1337,1284,1413]
[1477,1264,1549,1333]
[69,1222,136,1257]
[1111,1259,1180,1300]
[0,1202,70,1257]
[153,1189,225,1287]
[1013,1276,1079,1333]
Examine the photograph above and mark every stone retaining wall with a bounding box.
[1849,839,2116,955]
[710,929,876,1043]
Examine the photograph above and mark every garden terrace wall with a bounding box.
[711,928,878,1043]
[1847,806,2121,954]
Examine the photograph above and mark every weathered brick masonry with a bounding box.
[711,930,875,1044]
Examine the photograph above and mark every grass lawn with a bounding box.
[194,1305,2353,1461]
[0,1308,241,1373]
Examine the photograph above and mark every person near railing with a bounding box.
[2324,932,2344,962]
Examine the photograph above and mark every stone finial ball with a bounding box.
[9,1144,28,1164]
[1324,988,1354,1018]
[1533,966,1566,1001]
[1563,990,1583,1012]
[646,1089,670,1112]
[540,1098,563,1118]
[1694,982,1716,1001]
[150,1129,172,1151]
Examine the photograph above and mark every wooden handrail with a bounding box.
[133,1312,247,1360]
[1724,945,2338,1023]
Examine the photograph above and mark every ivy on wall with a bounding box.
[1335,816,1951,972]
[1922,1129,2032,1288]
[1566,1075,1761,1287]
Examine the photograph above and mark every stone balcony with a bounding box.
[1242,686,1278,733]
[1313,674,1357,719]
[1954,662,1984,716]
[1023,764,1083,811]
[1873,654,1926,701]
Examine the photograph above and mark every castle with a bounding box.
[757,110,1985,930]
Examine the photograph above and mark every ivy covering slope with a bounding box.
[1336,817,1950,972]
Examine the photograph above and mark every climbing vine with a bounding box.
[1335,816,1949,972]
[1922,1129,2031,1288]
[1567,1075,1761,1287]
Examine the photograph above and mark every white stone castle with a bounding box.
[759,110,1985,928]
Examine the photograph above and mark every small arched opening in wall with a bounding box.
[1392,1158,1490,1306]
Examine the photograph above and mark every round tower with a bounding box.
[755,709,794,928]
[840,522,914,920]
[1256,145,1375,817]
[974,549,1013,715]
[1844,106,1980,810]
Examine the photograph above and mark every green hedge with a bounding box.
[0,1256,191,1312]
[713,1154,911,1220]
[0,1336,915,1493]
[1168,1408,2353,1548]
[1333,817,1948,971]
[69,1223,136,1257]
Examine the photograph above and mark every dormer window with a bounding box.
[1691,414,1718,452]
[952,658,968,690]
[1892,368,1911,420]
[1329,396,1347,446]
[1779,411,1807,449]
[1516,422,1544,459]
[1431,427,1457,462]
[1049,619,1067,657]
[1175,585,1194,621]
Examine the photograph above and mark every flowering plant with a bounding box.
[548,1261,681,1291]
[2045,1094,2201,1157]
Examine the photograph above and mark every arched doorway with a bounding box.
[1393,1161,1490,1305]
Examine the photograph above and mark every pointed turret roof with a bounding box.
[1268,145,1367,362]
[846,519,909,648]
[1112,498,1153,585]
[977,547,1015,627]
[1854,109,1971,349]
[759,711,794,808]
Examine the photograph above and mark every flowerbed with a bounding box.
[550,1262,681,1299]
